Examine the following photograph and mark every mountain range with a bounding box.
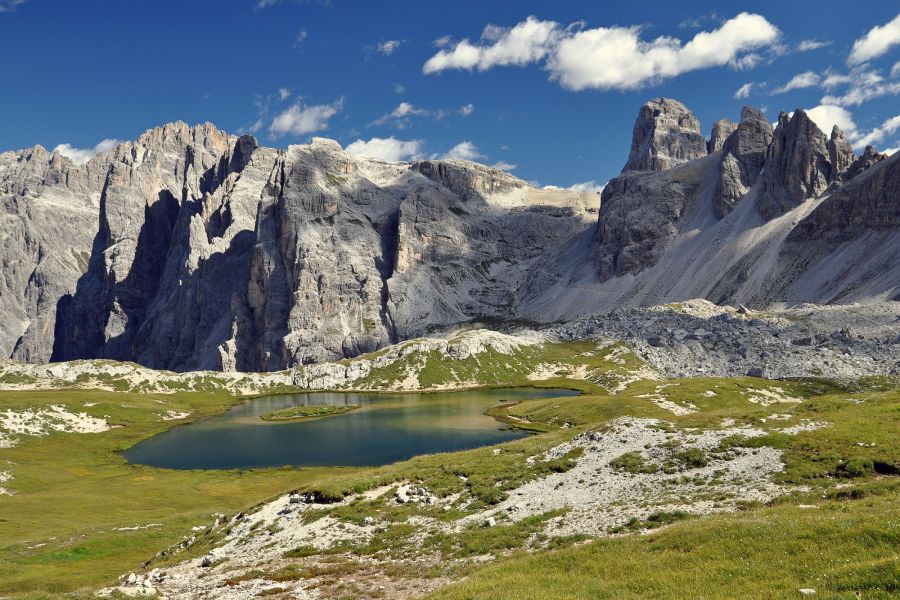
[1,98,897,371]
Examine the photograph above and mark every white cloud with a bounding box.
[377,39,401,55]
[53,139,121,165]
[443,141,481,161]
[393,83,405,94]
[248,118,265,134]
[893,61,900,78]
[882,146,898,156]
[543,180,605,193]
[734,82,755,99]
[797,39,831,52]
[270,98,342,136]
[805,104,857,138]
[679,13,721,30]
[566,180,604,193]
[772,70,820,94]
[822,80,900,106]
[848,14,900,65]
[293,29,308,48]
[423,13,781,91]
[423,16,563,74]
[490,161,517,171]
[551,13,780,91]
[278,87,291,100]
[345,137,422,161]
[371,102,474,127]
[853,114,900,149]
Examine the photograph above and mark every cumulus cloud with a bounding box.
[544,180,605,194]
[822,80,900,106]
[270,98,343,136]
[734,82,755,99]
[53,139,121,165]
[892,61,900,77]
[552,13,780,90]
[490,161,517,171]
[772,71,820,94]
[293,28,308,48]
[443,141,481,161]
[423,16,562,74]
[797,39,831,52]
[424,13,781,91]
[853,114,900,149]
[345,137,422,161]
[848,14,900,65]
[567,180,605,193]
[813,65,900,106]
[377,39,401,55]
[278,87,291,100]
[460,103,474,116]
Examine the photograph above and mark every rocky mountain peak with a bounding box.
[840,145,887,183]
[410,159,525,201]
[708,119,737,153]
[758,109,834,220]
[713,105,774,217]
[827,125,855,177]
[621,98,708,173]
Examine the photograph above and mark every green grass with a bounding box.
[259,404,359,422]
[0,389,344,598]
[609,451,659,474]
[342,338,648,393]
[432,482,900,599]
[0,354,897,599]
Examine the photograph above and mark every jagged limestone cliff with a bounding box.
[1,97,897,371]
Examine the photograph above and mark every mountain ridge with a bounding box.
[1,99,897,371]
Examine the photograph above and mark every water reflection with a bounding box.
[124,388,577,469]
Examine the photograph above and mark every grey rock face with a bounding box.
[589,99,898,309]
[839,145,886,183]
[3,98,899,372]
[622,98,708,173]
[758,110,836,220]
[1,124,593,371]
[827,125,855,177]
[594,155,712,281]
[707,119,737,153]
[52,123,242,367]
[789,152,900,244]
[0,146,107,363]
[713,106,774,217]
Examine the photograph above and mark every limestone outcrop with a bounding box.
[2,97,898,372]
[622,98,708,172]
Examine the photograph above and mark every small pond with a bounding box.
[123,387,578,469]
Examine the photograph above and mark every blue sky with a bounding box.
[1,1,899,188]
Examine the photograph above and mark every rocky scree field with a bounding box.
[0,323,896,599]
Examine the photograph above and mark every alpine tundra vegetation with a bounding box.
[1,1,899,599]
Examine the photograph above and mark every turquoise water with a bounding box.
[123,387,578,469]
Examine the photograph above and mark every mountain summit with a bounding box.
[1,100,897,371]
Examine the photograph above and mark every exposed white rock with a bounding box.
[0,404,110,448]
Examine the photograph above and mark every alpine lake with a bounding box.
[124,387,579,469]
